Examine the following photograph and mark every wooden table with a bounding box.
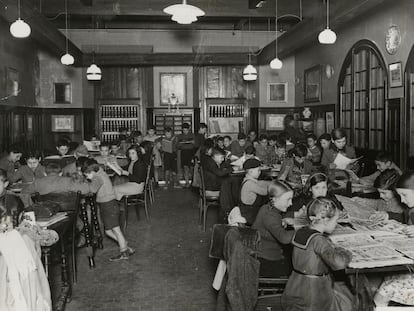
[41,214,75,311]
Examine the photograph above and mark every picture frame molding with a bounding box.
[267,82,288,103]
[51,115,75,132]
[304,64,322,103]
[159,72,187,106]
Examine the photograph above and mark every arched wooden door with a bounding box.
[338,40,392,161]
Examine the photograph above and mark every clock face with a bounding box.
[386,25,402,55]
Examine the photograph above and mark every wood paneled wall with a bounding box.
[0,105,94,154]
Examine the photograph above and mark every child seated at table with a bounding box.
[281,197,355,311]
[288,172,344,218]
[230,133,248,158]
[306,134,321,164]
[62,144,90,177]
[279,131,295,152]
[9,151,46,184]
[110,141,126,157]
[0,169,24,218]
[374,171,414,306]
[0,144,22,179]
[216,136,225,153]
[268,135,278,165]
[321,128,358,172]
[279,144,314,185]
[223,136,232,153]
[202,148,231,197]
[252,180,295,277]
[358,152,402,186]
[319,132,331,153]
[239,159,271,225]
[82,159,134,261]
[255,135,272,165]
[352,169,404,222]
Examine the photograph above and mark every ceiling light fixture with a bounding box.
[87,52,102,81]
[163,0,205,25]
[10,0,31,38]
[270,0,282,69]
[318,0,336,44]
[61,0,74,65]
[243,19,257,81]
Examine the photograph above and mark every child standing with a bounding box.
[143,126,160,143]
[82,159,134,261]
[282,197,355,311]
[306,134,322,164]
[177,123,195,188]
[162,127,178,188]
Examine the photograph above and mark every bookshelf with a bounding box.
[98,99,140,142]
[154,113,193,136]
[206,99,246,138]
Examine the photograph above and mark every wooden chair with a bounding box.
[198,160,220,232]
[122,162,152,230]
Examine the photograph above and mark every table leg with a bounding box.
[79,199,95,268]
[42,247,51,278]
[90,199,103,249]
[54,238,71,311]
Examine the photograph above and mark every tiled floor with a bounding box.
[64,187,218,311]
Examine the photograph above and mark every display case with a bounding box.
[98,99,140,142]
[152,108,194,135]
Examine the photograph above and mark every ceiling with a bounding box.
[36,0,305,31]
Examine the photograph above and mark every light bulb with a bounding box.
[164,1,204,25]
[61,53,75,65]
[318,28,337,44]
[243,65,257,81]
[10,18,31,38]
[270,57,283,69]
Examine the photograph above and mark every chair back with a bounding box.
[145,156,153,188]
[197,159,207,204]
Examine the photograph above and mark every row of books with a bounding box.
[101,120,139,132]
[208,105,244,118]
[101,105,139,118]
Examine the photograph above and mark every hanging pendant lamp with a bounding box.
[318,0,336,44]
[270,0,282,69]
[243,19,257,81]
[87,52,102,81]
[163,0,205,25]
[61,0,74,65]
[10,0,31,38]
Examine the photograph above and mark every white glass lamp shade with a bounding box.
[164,1,205,24]
[270,57,283,69]
[243,65,257,81]
[10,18,31,38]
[87,64,102,81]
[318,28,337,44]
[61,53,75,65]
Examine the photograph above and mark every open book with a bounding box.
[334,153,363,170]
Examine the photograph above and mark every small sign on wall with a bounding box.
[51,115,75,132]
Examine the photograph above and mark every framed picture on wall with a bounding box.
[51,115,75,132]
[389,62,403,88]
[265,114,286,131]
[267,82,288,103]
[54,83,72,104]
[160,73,187,106]
[304,65,322,103]
[6,67,20,97]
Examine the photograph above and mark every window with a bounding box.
[338,40,388,150]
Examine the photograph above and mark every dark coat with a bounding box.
[202,157,231,191]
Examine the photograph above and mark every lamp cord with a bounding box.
[327,0,330,29]
[17,0,21,18]
[275,0,278,58]
[65,0,69,53]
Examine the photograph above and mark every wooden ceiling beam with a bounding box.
[0,0,83,65]
[82,53,256,66]
[258,0,394,64]
[39,0,299,18]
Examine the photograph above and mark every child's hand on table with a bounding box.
[403,226,414,238]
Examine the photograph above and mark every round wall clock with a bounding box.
[386,25,402,55]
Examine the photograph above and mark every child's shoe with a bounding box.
[109,251,129,261]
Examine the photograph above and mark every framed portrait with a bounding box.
[6,67,20,97]
[304,65,322,103]
[267,82,288,102]
[54,83,72,104]
[51,115,75,132]
[389,62,403,88]
[160,73,187,106]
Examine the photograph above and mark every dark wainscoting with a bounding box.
[0,105,95,155]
